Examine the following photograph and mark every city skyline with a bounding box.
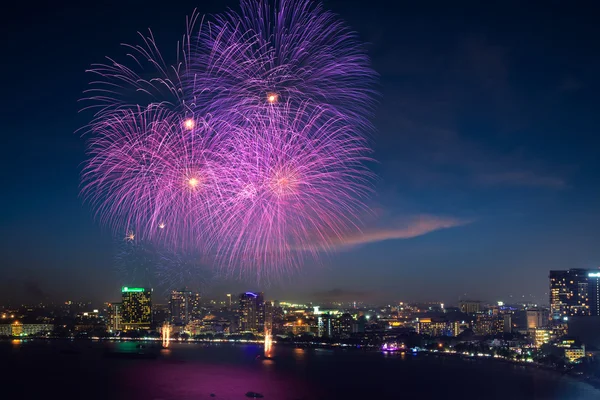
[2,0,600,305]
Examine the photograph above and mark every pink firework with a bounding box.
[213,102,373,278]
[193,0,377,129]
[81,0,377,279]
[81,106,226,251]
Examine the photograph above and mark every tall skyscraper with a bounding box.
[121,287,152,330]
[107,302,122,332]
[169,289,200,325]
[239,292,265,333]
[550,269,590,319]
[588,271,600,316]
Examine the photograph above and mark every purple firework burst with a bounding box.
[81,0,377,280]
[213,102,373,277]
[194,0,377,128]
[82,106,226,251]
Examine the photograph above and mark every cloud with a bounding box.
[331,215,470,249]
[475,171,566,189]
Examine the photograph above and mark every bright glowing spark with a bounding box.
[188,177,200,188]
[183,118,195,130]
[267,93,278,104]
[158,222,166,229]
[125,231,135,241]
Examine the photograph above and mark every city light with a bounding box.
[122,287,145,293]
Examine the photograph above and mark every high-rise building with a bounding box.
[264,301,273,331]
[502,314,512,334]
[169,289,200,325]
[473,313,496,336]
[588,271,600,316]
[550,269,591,319]
[339,313,355,337]
[318,312,340,338]
[107,302,122,332]
[121,287,152,331]
[459,301,481,315]
[526,309,548,330]
[239,292,265,333]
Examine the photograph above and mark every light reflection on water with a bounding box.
[2,340,599,400]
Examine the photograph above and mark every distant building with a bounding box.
[285,320,311,335]
[526,309,548,330]
[416,318,461,337]
[473,313,496,336]
[107,302,122,332]
[532,328,552,348]
[549,269,591,319]
[271,304,284,334]
[318,312,340,338]
[121,286,152,331]
[0,321,53,337]
[502,314,512,334]
[169,289,200,325]
[339,313,355,337]
[460,301,481,315]
[239,292,265,333]
[264,301,274,332]
[588,271,600,316]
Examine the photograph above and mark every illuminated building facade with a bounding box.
[121,286,152,330]
[0,322,53,337]
[549,269,590,319]
[588,271,600,316]
[239,292,265,333]
[317,311,341,337]
[416,318,462,337]
[473,313,496,336]
[339,313,355,337]
[459,301,481,315]
[169,289,200,325]
[285,320,311,335]
[533,328,551,348]
[526,309,548,330]
[107,302,122,332]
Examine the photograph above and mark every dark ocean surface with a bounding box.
[1,340,598,399]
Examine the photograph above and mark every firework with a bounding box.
[81,0,377,279]
[193,0,377,128]
[213,103,373,277]
[82,106,226,250]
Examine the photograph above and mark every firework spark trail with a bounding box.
[81,0,377,280]
[82,106,227,251]
[213,102,373,277]
[193,0,377,129]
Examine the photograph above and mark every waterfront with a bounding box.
[1,340,599,399]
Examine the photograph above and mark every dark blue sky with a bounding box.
[1,0,599,305]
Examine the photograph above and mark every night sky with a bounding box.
[1,0,599,305]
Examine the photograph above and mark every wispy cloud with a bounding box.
[331,215,470,249]
[475,171,566,189]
